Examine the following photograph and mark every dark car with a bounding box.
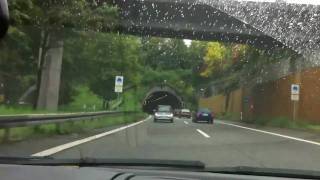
[173,109,181,117]
[179,109,191,118]
[193,108,214,124]
[154,105,174,123]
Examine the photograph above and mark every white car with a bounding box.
[154,105,174,123]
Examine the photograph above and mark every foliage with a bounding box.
[2,0,119,108]
[141,38,192,70]
[61,86,102,112]
[61,33,142,102]
[9,0,118,31]
[200,42,227,77]
[0,105,49,114]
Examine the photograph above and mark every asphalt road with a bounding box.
[48,117,320,171]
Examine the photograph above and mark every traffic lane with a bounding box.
[51,117,207,160]
[190,119,320,171]
[51,117,268,169]
[0,122,135,157]
[51,116,320,171]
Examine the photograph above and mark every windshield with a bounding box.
[181,109,190,113]
[199,108,211,113]
[157,105,172,112]
[1,0,320,176]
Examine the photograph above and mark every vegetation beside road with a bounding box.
[218,113,320,132]
[0,87,146,144]
[0,106,50,115]
[0,113,146,143]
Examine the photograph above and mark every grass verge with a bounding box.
[0,113,146,143]
[0,105,52,115]
[217,112,240,121]
[219,113,320,133]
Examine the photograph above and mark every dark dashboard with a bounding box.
[0,164,314,180]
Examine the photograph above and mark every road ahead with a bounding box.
[36,116,320,171]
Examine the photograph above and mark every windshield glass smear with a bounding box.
[0,0,320,176]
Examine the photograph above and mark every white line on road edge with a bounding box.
[32,116,151,157]
[216,121,320,146]
[184,121,189,125]
[196,129,210,138]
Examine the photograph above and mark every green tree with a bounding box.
[3,0,118,108]
[200,42,227,77]
[60,33,142,105]
[141,38,191,70]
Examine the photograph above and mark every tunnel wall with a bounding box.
[142,87,183,113]
[200,67,320,124]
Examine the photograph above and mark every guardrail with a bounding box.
[0,111,137,142]
[0,111,136,128]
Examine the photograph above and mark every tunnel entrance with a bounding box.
[142,86,183,114]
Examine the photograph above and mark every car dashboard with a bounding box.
[0,164,312,180]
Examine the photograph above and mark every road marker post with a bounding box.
[291,84,300,121]
[114,76,124,93]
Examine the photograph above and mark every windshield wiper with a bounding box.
[0,156,205,170]
[206,166,320,179]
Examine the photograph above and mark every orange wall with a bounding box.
[227,88,243,116]
[200,67,320,124]
[199,95,226,114]
[251,75,294,120]
[298,68,320,123]
[251,68,320,123]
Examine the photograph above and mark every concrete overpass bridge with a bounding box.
[114,0,284,49]
[114,0,320,59]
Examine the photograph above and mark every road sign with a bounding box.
[114,76,124,93]
[291,84,299,101]
[291,94,299,101]
[291,84,300,95]
[114,85,123,93]
[115,76,124,86]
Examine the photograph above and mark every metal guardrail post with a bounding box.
[3,128,10,142]
[55,123,62,134]
[33,125,41,132]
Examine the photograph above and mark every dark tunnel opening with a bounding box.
[142,91,182,114]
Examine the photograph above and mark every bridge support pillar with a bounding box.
[37,36,63,111]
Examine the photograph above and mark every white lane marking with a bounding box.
[196,129,210,138]
[216,121,320,146]
[32,116,151,157]
[184,121,189,125]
